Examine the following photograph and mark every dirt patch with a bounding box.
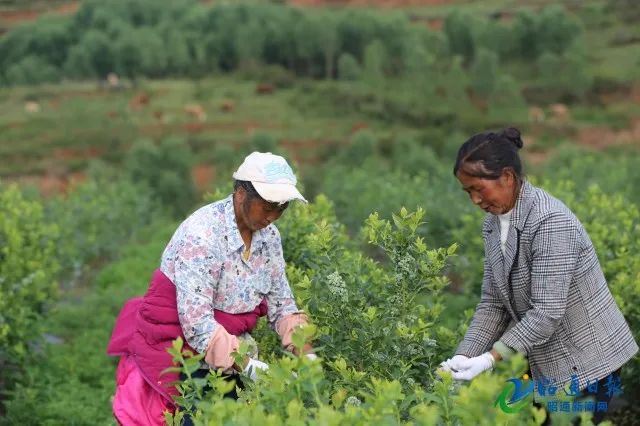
[281,139,330,150]
[291,0,457,6]
[0,9,39,24]
[350,121,369,134]
[53,147,105,161]
[577,118,640,150]
[56,2,79,15]
[141,121,281,138]
[595,83,640,105]
[5,171,86,197]
[191,164,216,192]
[632,85,640,104]
[280,138,338,164]
[408,15,444,30]
[0,2,79,27]
[523,150,553,167]
[4,121,24,130]
[426,17,444,30]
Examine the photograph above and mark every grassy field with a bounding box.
[2,75,638,193]
[0,78,358,174]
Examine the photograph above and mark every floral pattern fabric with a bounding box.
[160,195,300,354]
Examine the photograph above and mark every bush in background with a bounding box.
[0,185,60,393]
[47,176,160,279]
[125,137,196,219]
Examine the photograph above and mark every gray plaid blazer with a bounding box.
[456,180,638,390]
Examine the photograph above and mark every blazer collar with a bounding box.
[482,179,535,234]
[510,180,535,232]
[483,179,535,322]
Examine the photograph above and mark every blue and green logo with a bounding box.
[496,373,622,414]
[495,374,534,413]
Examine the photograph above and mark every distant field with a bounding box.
[2,74,639,194]
[0,77,371,192]
[1,0,639,195]
[0,1,77,33]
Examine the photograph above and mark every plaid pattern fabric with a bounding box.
[456,181,638,391]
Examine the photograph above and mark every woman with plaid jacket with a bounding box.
[439,128,637,424]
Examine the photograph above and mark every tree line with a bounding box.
[0,0,585,88]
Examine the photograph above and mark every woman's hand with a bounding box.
[438,354,469,373]
[292,342,315,357]
[242,358,269,381]
[450,352,495,381]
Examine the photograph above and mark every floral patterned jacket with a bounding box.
[160,195,301,354]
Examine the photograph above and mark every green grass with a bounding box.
[571,102,640,129]
[0,77,374,176]
[1,70,638,180]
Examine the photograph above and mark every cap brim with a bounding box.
[252,181,307,204]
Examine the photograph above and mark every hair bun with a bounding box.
[502,127,523,149]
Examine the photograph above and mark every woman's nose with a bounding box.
[470,193,482,205]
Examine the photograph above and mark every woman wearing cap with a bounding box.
[107,152,315,425]
[438,128,637,424]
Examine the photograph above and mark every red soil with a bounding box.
[52,147,105,161]
[5,171,87,197]
[291,0,457,6]
[0,2,79,26]
[191,164,216,192]
[577,118,640,150]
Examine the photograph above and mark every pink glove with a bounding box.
[451,352,495,381]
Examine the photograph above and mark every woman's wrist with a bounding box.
[233,355,251,372]
[291,342,314,356]
[489,348,502,362]
[492,340,516,361]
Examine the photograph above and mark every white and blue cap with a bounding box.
[232,152,307,204]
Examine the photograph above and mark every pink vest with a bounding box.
[107,269,267,404]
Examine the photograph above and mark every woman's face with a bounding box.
[456,169,517,215]
[236,189,288,232]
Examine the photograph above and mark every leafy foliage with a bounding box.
[2,220,175,425]
[337,53,362,81]
[0,175,161,407]
[163,197,543,425]
[0,185,60,382]
[166,338,540,425]
[47,175,160,274]
[125,137,196,219]
[0,1,586,95]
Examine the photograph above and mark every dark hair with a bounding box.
[453,127,524,180]
[233,180,263,201]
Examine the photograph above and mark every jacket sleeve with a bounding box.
[456,253,510,357]
[172,233,223,354]
[499,213,580,355]
[265,228,305,334]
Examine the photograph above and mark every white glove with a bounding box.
[451,352,495,381]
[243,358,269,381]
[305,353,318,361]
[438,355,469,373]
